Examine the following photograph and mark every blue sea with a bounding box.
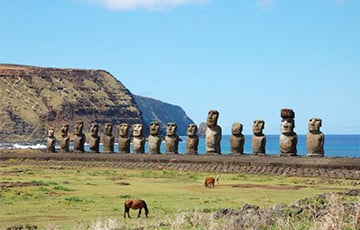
[1,135,359,158]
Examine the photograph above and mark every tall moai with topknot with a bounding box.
[279,108,297,156]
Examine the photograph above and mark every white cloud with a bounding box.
[85,0,208,11]
[256,0,274,10]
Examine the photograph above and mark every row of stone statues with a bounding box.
[46,109,324,157]
[205,108,324,157]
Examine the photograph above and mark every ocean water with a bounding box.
[1,135,359,158]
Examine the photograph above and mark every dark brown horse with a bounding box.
[204,177,215,188]
[124,199,149,218]
[204,175,220,188]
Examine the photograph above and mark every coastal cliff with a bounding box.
[133,95,194,136]
[0,64,194,142]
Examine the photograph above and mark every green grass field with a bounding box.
[0,162,358,229]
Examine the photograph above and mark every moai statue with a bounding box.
[132,124,145,154]
[186,123,199,155]
[73,121,86,153]
[148,121,162,154]
[46,127,56,153]
[103,123,115,153]
[118,123,130,154]
[165,122,179,154]
[252,120,266,155]
[230,123,245,155]
[280,109,297,156]
[89,123,100,153]
[60,124,70,153]
[205,110,222,154]
[306,118,324,157]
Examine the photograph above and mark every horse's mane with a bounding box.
[141,200,149,214]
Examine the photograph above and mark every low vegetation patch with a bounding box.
[0,162,358,229]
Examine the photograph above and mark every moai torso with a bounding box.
[118,123,130,154]
[73,121,86,153]
[60,124,70,153]
[279,109,297,156]
[103,123,115,153]
[89,123,100,153]
[205,110,222,154]
[230,123,245,155]
[186,124,199,155]
[47,128,56,153]
[306,118,324,157]
[165,122,179,154]
[148,122,162,154]
[132,124,145,154]
[252,120,266,155]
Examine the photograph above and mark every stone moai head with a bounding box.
[187,124,198,136]
[61,124,69,137]
[281,109,295,135]
[166,122,177,136]
[253,120,265,135]
[150,122,160,136]
[104,123,113,136]
[308,118,322,134]
[231,123,243,136]
[90,123,99,136]
[207,110,219,127]
[132,124,143,137]
[75,121,84,135]
[48,127,55,137]
[119,123,129,137]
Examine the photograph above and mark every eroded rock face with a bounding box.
[118,123,130,154]
[186,124,199,155]
[73,121,86,153]
[230,123,245,155]
[306,118,324,157]
[165,122,179,154]
[89,123,100,153]
[206,110,222,154]
[60,124,70,153]
[148,122,161,154]
[46,128,56,153]
[0,64,143,142]
[103,123,115,153]
[280,109,297,156]
[252,120,266,155]
[132,124,145,154]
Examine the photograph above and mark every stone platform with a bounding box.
[0,150,359,180]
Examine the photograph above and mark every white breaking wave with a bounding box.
[11,143,46,149]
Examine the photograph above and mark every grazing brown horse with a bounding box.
[204,175,220,188]
[204,177,215,188]
[124,200,149,218]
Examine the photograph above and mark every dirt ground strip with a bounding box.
[0,150,359,179]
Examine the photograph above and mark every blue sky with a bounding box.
[1,0,359,134]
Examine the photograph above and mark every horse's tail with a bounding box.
[141,200,149,217]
